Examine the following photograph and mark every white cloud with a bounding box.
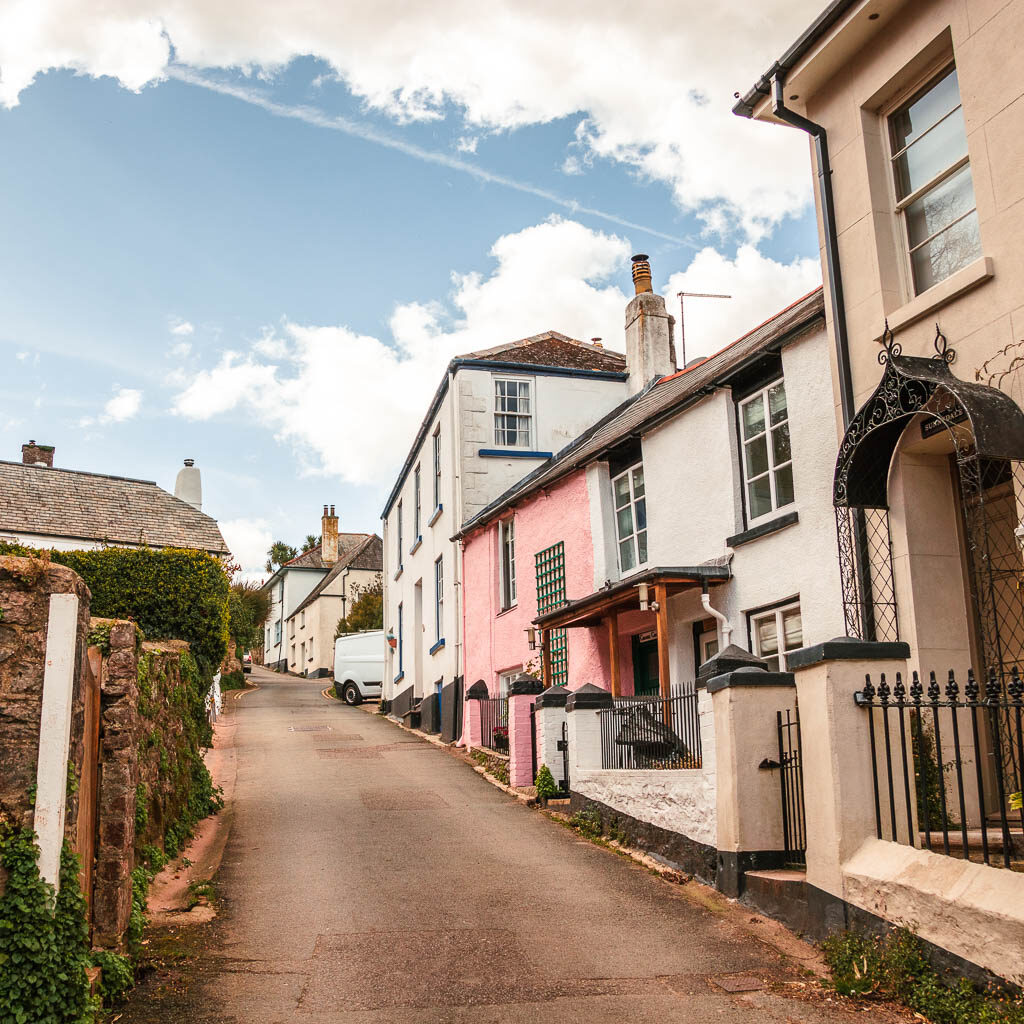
[0,1,823,236]
[665,245,822,361]
[170,320,195,336]
[173,218,631,484]
[169,340,192,358]
[220,516,273,575]
[171,218,819,486]
[455,135,478,154]
[79,386,143,427]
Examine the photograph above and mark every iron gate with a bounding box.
[777,707,806,866]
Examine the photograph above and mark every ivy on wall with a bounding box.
[0,828,95,1024]
[0,544,229,672]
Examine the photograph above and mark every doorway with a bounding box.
[631,631,659,696]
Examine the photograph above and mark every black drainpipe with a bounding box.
[770,71,855,428]
[771,71,876,639]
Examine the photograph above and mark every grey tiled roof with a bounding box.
[288,535,383,618]
[0,461,229,554]
[458,288,825,537]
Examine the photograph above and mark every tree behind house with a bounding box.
[228,580,271,653]
[265,540,298,573]
[335,575,383,637]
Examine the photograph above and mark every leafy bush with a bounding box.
[534,764,558,801]
[336,575,383,636]
[823,929,1024,1023]
[0,543,230,672]
[569,807,603,838]
[221,669,246,691]
[228,580,270,652]
[90,950,134,1004]
[0,828,94,1023]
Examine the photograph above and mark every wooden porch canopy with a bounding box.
[532,565,730,696]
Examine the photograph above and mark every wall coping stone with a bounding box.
[706,666,796,693]
[786,637,911,671]
[466,679,489,700]
[535,683,570,708]
[566,682,614,712]
[697,643,769,684]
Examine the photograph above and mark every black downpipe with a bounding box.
[770,73,855,428]
[771,73,878,639]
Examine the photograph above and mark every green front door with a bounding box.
[631,632,660,696]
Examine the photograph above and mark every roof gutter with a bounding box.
[766,71,855,428]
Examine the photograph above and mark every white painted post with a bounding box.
[565,684,613,776]
[33,593,80,891]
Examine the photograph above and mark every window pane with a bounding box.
[634,497,647,532]
[748,475,773,519]
[741,395,765,439]
[892,105,967,200]
[890,68,960,153]
[632,466,645,498]
[616,505,635,541]
[910,209,981,293]
[771,421,791,465]
[768,382,787,425]
[756,615,779,656]
[637,530,647,565]
[782,607,803,651]
[905,163,976,248]
[775,463,795,508]
[745,435,769,478]
[613,474,631,508]
[619,538,636,572]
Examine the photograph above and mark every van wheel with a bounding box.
[342,683,361,706]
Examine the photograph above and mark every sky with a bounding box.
[0,1,825,577]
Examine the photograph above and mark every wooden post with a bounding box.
[605,615,621,698]
[655,584,671,700]
[541,630,552,688]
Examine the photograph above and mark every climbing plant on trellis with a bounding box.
[535,541,568,686]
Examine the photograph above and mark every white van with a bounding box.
[333,630,385,706]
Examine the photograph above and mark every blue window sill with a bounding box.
[428,504,443,527]
[393,565,404,581]
[478,448,553,459]
[429,638,446,655]
[393,670,405,684]
[410,536,423,555]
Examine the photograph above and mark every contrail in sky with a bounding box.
[169,67,696,248]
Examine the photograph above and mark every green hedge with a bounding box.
[0,544,229,672]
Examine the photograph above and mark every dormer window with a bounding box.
[494,378,533,448]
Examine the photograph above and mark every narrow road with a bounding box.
[121,665,899,1023]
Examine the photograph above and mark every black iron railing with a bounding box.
[599,690,702,770]
[479,696,509,755]
[777,707,806,866]
[856,669,1023,871]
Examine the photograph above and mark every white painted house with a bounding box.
[262,506,374,672]
[381,331,631,721]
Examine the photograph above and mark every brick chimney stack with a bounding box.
[322,504,339,566]
[21,440,54,468]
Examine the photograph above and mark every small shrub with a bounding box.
[822,928,1024,1023]
[569,807,603,839]
[534,764,558,801]
[90,950,134,1003]
[220,670,246,691]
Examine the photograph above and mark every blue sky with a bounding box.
[0,4,824,573]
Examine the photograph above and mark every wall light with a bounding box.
[525,626,537,650]
[637,582,650,611]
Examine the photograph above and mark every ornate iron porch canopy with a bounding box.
[833,331,1024,509]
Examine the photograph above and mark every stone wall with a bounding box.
[0,554,91,836]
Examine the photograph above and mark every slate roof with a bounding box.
[0,460,229,554]
[288,534,383,619]
[279,534,369,572]
[462,331,626,372]
[457,288,825,538]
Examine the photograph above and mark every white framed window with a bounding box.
[274,621,281,645]
[300,610,305,628]
[739,379,793,523]
[413,464,422,540]
[888,65,980,296]
[699,628,719,667]
[396,500,403,568]
[498,667,521,697]
[750,602,803,672]
[434,556,444,641]
[397,602,404,675]
[494,378,533,448]
[432,427,441,509]
[499,517,516,610]
[309,637,314,659]
[613,463,647,573]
